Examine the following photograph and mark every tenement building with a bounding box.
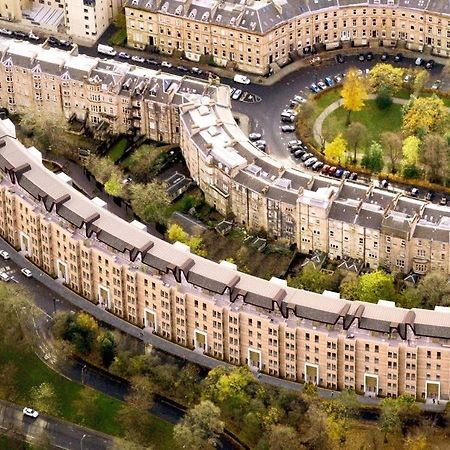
[125,0,450,74]
[2,114,450,402]
[0,0,122,43]
[1,37,450,278]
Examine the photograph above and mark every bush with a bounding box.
[375,87,393,110]
[402,164,421,179]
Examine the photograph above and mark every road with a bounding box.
[0,400,112,450]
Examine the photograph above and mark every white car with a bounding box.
[233,74,251,85]
[131,55,145,63]
[117,52,131,59]
[21,268,32,278]
[0,272,10,282]
[0,250,10,260]
[415,57,423,66]
[28,31,40,41]
[0,28,12,36]
[249,133,262,141]
[161,61,172,68]
[23,407,39,419]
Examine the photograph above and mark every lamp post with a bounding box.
[81,434,87,450]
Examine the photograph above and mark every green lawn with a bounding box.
[322,100,403,146]
[106,137,129,162]
[0,346,175,449]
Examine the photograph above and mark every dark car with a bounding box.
[358,53,365,62]
[425,59,435,70]
[425,191,434,201]
[48,36,59,45]
[336,54,345,64]
[294,149,305,158]
[301,152,313,162]
[334,169,344,178]
[440,197,448,206]
[394,53,403,62]
[381,53,389,61]
[343,170,351,179]
[411,187,419,197]
[312,161,324,171]
[365,52,374,61]
[177,65,189,72]
[146,58,160,66]
[349,172,358,181]
[289,144,302,152]
[13,31,27,39]
[191,67,203,75]
[380,179,389,189]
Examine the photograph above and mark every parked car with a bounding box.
[48,36,59,45]
[0,250,10,260]
[301,152,312,162]
[336,54,345,64]
[23,407,39,419]
[304,157,318,168]
[425,191,434,201]
[281,111,295,122]
[254,140,266,149]
[13,31,27,39]
[381,53,389,61]
[321,164,331,174]
[324,77,334,87]
[294,149,306,158]
[312,161,324,171]
[328,166,337,176]
[334,169,344,178]
[358,53,365,61]
[21,268,32,278]
[0,28,12,36]
[333,75,342,84]
[146,58,160,66]
[415,57,424,66]
[425,59,435,70]
[404,74,413,84]
[0,272,10,282]
[431,80,441,90]
[249,132,262,141]
[317,80,327,90]
[411,187,419,197]
[440,197,448,206]
[177,65,189,72]
[288,139,302,148]
[281,124,296,132]
[290,144,302,153]
[342,170,351,179]
[394,53,403,62]
[131,55,145,63]
[161,61,172,68]
[293,95,306,104]
[233,74,251,85]
[380,179,389,189]
[365,52,374,61]
[28,31,40,41]
[231,89,242,100]
[191,67,203,75]
[349,172,358,181]
[118,52,131,59]
[58,39,72,49]
[309,83,321,93]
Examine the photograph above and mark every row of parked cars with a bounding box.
[309,74,344,94]
[0,28,40,41]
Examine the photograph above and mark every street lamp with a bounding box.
[81,434,87,450]
[81,365,87,385]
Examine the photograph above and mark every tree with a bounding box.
[380,395,419,442]
[85,156,117,184]
[380,398,402,442]
[104,169,125,198]
[417,271,450,309]
[361,141,384,173]
[296,99,317,139]
[266,424,303,450]
[129,182,171,224]
[97,331,116,367]
[344,122,367,163]
[73,387,101,425]
[421,133,449,183]
[380,132,403,173]
[325,134,347,163]
[341,68,368,124]
[30,382,59,415]
[402,95,448,136]
[19,107,72,157]
[397,288,422,309]
[127,144,163,183]
[339,277,360,301]
[375,86,393,110]
[173,400,224,450]
[288,265,339,294]
[369,63,404,94]
[402,135,421,167]
[167,223,188,242]
[127,375,155,410]
[358,270,396,303]
[412,69,430,95]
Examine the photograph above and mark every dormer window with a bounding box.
[175,5,182,15]
[189,8,197,19]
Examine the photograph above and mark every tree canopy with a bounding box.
[369,63,404,94]
[357,270,396,304]
[129,181,171,224]
[325,133,347,163]
[341,68,368,123]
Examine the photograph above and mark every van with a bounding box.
[97,44,117,57]
[281,111,295,122]
[233,74,251,85]
[0,272,10,282]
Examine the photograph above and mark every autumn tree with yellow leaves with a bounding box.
[325,134,347,164]
[369,63,404,94]
[341,68,368,124]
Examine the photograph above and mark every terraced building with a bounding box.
[125,0,450,75]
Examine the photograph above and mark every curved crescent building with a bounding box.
[0,37,450,402]
[125,0,450,75]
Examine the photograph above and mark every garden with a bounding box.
[298,63,450,187]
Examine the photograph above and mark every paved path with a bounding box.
[0,400,112,450]
[313,94,409,147]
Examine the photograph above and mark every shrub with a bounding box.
[375,86,393,110]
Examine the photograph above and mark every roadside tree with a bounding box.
[402,135,421,167]
[325,134,347,163]
[420,133,449,183]
[173,400,224,450]
[369,63,404,94]
[341,68,368,124]
[380,131,403,173]
[412,69,430,95]
[361,141,384,173]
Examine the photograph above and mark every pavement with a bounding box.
[0,400,112,450]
